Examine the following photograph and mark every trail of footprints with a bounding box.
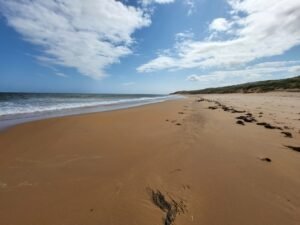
[165,105,190,127]
[151,97,298,224]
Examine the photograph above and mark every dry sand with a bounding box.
[0,92,299,225]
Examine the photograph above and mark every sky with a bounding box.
[0,0,300,94]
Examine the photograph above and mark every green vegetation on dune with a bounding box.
[173,76,300,94]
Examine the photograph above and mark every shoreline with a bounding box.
[0,95,182,131]
[0,92,299,225]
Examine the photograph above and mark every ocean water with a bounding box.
[0,92,181,129]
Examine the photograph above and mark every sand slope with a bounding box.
[0,93,299,225]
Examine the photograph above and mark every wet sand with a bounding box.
[0,92,299,225]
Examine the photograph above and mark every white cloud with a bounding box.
[0,0,151,79]
[288,66,300,73]
[209,18,231,31]
[55,72,68,78]
[175,30,194,41]
[138,56,176,72]
[140,0,175,5]
[186,60,300,85]
[138,0,300,73]
[186,74,202,81]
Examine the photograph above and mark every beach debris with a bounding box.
[178,112,184,114]
[264,124,277,129]
[221,105,230,111]
[196,98,245,113]
[257,122,268,126]
[260,157,272,162]
[150,189,186,225]
[285,145,300,152]
[281,131,293,138]
[256,122,282,130]
[197,98,245,114]
[196,98,205,102]
[165,119,169,122]
[266,124,282,130]
[236,120,245,125]
[176,123,182,126]
[218,103,245,113]
[236,115,256,123]
[231,109,246,113]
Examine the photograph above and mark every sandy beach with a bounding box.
[0,92,299,225]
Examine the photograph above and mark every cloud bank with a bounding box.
[138,0,300,73]
[0,0,151,79]
[186,60,300,84]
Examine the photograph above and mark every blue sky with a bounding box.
[0,0,300,94]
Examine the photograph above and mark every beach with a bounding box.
[0,92,299,225]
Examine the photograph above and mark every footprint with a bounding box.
[260,157,272,162]
[148,189,187,225]
[169,169,182,174]
[182,185,191,190]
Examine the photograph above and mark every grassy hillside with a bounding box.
[173,76,300,94]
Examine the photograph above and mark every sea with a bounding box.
[0,92,182,130]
